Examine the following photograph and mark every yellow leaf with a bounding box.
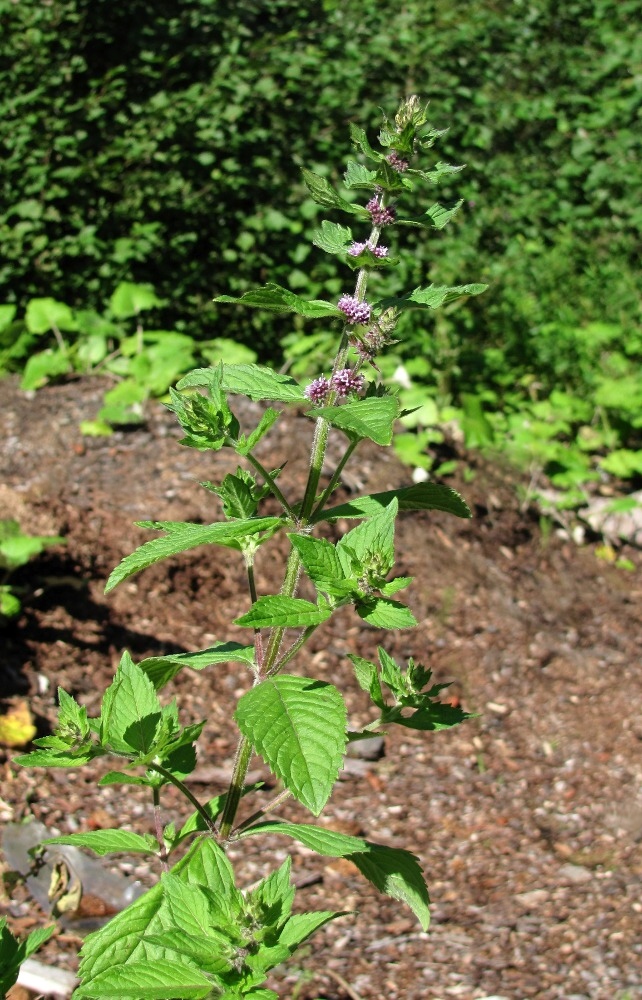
[0,700,37,747]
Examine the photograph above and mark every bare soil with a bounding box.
[1,375,641,1000]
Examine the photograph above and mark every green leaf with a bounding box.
[349,122,382,161]
[343,160,378,189]
[378,282,488,312]
[398,200,464,229]
[43,830,158,856]
[25,297,77,334]
[178,364,305,403]
[356,597,417,629]
[109,282,165,319]
[309,396,399,445]
[237,407,280,455]
[100,651,161,754]
[139,642,255,690]
[314,483,471,522]
[240,822,430,929]
[348,655,386,709]
[20,348,71,389]
[337,500,397,574]
[301,168,365,216]
[76,839,234,991]
[75,958,213,999]
[312,220,353,254]
[105,517,282,592]
[215,283,340,319]
[235,596,332,629]
[235,676,347,814]
[351,846,430,930]
[287,534,348,595]
[392,702,469,731]
[0,919,55,995]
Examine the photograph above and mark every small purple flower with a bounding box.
[332,369,365,397]
[304,375,331,404]
[338,294,371,325]
[387,151,409,173]
[366,196,396,227]
[348,240,389,259]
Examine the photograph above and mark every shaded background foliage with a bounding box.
[1,0,640,476]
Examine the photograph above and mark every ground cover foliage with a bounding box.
[1,0,641,499]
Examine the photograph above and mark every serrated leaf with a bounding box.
[76,839,234,991]
[239,821,429,928]
[238,407,280,454]
[422,160,465,183]
[13,747,97,768]
[301,168,365,216]
[278,910,346,950]
[178,364,305,403]
[99,771,153,787]
[351,846,430,930]
[235,596,332,629]
[349,122,382,161]
[356,597,417,629]
[105,517,282,592]
[377,282,487,312]
[43,830,158,856]
[337,500,397,572]
[287,534,348,594]
[348,655,385,709]
[314,482,471,522]
[343,160,378,189]
[100,652,162,754]
[312,220,353,254]
[75,958,213,999]
[215,283,340,319]
[235,676,347,814]
[309,395,399,446]
[398,200,464,230]
[392,702,469,731]
[139,642,256,690]
[380,575,413,596]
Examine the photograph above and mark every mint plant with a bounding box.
[17,97,486,999]
[0,519,64,622]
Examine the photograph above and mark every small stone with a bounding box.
[346,736,385,760]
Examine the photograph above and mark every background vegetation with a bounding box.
[1,0,640,502]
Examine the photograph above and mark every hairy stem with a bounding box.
[147,762,218,836]
[152,787,169,871]
[246,452,295,519]
[311,439,359,519]
[218,735,253,841]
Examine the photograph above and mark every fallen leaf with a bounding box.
[0,701,37,747]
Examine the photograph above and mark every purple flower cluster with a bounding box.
[348,240,389,258]
[303,375,330,404]
[304,369,365,403]
[387,151,409,172]
[337,295,371,325]
[366,196,396,227]
[331,369,365,397]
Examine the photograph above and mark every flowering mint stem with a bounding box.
[147,762,218,836]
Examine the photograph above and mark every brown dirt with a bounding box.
[1,375,641,1000]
